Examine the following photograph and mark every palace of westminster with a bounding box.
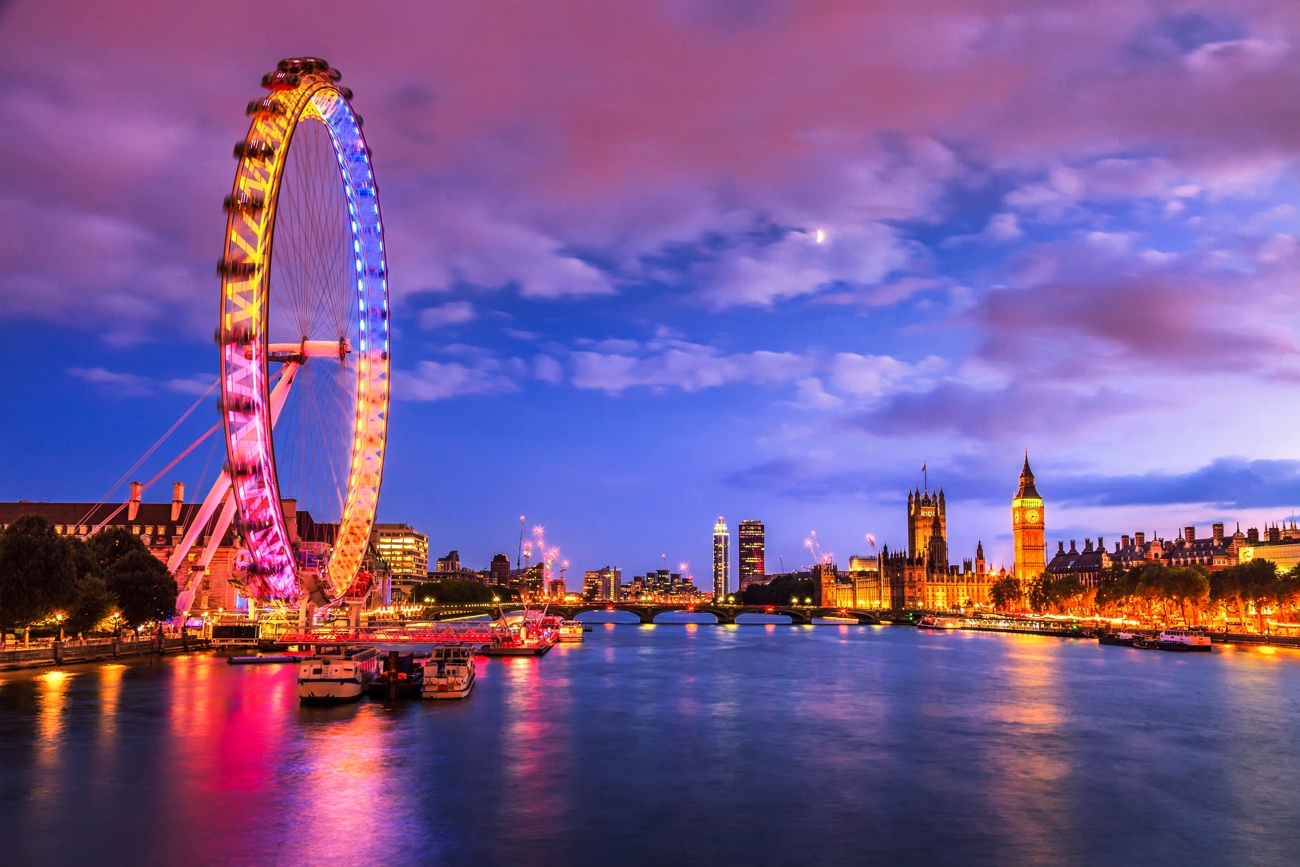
[811,453,1300,611]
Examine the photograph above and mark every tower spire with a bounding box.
[1016,451,1040,499]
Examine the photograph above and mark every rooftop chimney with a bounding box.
[1069,540,1078,554]
[1248,527,1260,545]
[1122,534,1131,549]
[1084,538,1093,552]
[1135,531,1145,547]
[1213,523,1224,545]
[128,481,142,521]
[171,482,184,522]
[1057,541,1065,553]
[1185,526,1196,543]
[1098,536,1104,551]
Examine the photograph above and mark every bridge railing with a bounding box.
[279,623,503,645]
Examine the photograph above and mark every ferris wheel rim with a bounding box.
[217,58,390,605]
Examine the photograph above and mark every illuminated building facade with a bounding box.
[813,562,838,607]
[713,517,730,599]
[583,567,621,601]
[434,550,461,574]
[878,483,992,610]
[1011,454,1046,582]
[370,523,429,601]
[738,519,765,590]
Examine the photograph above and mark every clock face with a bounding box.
[1026,509,1040,524]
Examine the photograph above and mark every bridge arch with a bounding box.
[650,609,726,625]
[566,606,653,624]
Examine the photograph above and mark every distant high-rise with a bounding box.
[489,554,511,585]
[582,566,622,601]
[713,517,730,599]
[738,520,765,590]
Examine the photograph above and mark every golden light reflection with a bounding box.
[31,670,73,805]
[975,636,1071,862]
[97,664,125,744]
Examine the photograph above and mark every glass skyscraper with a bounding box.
[738,519,765,590]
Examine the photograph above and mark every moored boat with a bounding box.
[917,615,962,630]
[1098,631,1139,647]
[297,646,381,703]
[1156,628,1213,652]
[422,646,476,699]
[366,651,426,699]
[558,620,585,643]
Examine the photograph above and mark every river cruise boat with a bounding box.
[297,646,381,703]
[1156,628,1213,652]
[422,646,476,699]
[917,615,962,630]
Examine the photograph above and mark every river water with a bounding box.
[2,620,1299,867]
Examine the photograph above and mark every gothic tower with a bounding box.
[908,487,947,562]
[1012,453,1046,581]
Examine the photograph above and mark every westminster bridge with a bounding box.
[415,601,883,625]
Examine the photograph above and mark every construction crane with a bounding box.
[804,531,832,567]
[516,515,526,569]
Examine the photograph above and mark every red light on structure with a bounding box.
[687,605,695,613]
[765,605,775,614]
[605,605,614,612]
[839,608,847,615]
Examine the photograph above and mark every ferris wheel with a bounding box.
[168,58,390,613]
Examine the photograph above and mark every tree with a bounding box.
[737,574,814,606]
[410,578,505,605]
[65,574,117,635]
[1211,560,1276,630]
[105,549,177,626]
[989,576,1022,612]
[0,514,78,633]
[88,526,148,572]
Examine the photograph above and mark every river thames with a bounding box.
[2,621,1299,866]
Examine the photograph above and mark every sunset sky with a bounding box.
[5,1,1300,579]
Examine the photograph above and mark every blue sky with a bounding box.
[4,1,1300,583]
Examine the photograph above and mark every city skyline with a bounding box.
[7,2,1300,576]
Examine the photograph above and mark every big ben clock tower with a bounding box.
[1012,452,1046,580]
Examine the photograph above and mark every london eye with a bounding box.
[183,57,390,610]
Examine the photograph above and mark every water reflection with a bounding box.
[4,629,1300,866]
[31,670,72,804]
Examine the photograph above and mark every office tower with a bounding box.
[713,517,730,599]
[738,519,765,590]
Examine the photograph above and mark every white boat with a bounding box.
[1156,628,1213,652]
[917,615,962,630]
[558,620,585,643]
[297,646,381,703]
[422,646,476,700]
